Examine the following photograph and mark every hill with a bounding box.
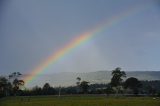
[25,71,160,88]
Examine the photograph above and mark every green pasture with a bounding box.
[0,96,159,106]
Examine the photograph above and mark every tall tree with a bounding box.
[9,72,24,95]
[0,77,8,96]
[76,77,81,86]
[110,67,126,94]
[76,77,81,93]
[12,78,24,95]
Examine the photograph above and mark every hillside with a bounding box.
[25,71,160,88]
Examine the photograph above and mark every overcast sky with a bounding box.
[0,0,160,75]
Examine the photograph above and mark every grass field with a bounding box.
[0,96,160,106]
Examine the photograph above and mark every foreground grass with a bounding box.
[0,95,160,106]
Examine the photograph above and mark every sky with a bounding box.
[0,0,160,75]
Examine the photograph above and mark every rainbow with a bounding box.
[24,4,151,86]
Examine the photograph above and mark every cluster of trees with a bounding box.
[110,67,142,95]
[106,68,160,96]
[0,68,160,97]
[140,80,160,95]
[74,67,145,95]
[20,83,57,96]
[0,72,24,97]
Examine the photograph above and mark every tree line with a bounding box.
[0,67,160,97]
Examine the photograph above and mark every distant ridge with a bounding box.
[23,71,160,88]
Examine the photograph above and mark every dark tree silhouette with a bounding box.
[43,83,51,95]
[9,72,22,79]
[80,81,89,93]
[42,83,56,95]
[76,77,81,93]
[32,86,42,95]
[76,77,81,86]
[9,72,24,96]
[110,67,126,94]
[0,77,8,96]
[43,83,50,90]
[124,77,141,94]
[12,78,24,95]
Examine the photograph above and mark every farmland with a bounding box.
[0,96,160,106]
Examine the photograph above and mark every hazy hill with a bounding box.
[25,71,160,88]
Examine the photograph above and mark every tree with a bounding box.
[79,81,89,93]
[32,86,42,95]
[124,77,141,94]
[76,77,81,93]
[12,78,24,95]
[110,67,126,94]
[0,77,8,97]
[76,77,81,86]
[42,83,50,95]
[43,83,50,90]
[9,72,21,78]
[42,83,55,95]
[9,72,24,96]
[76,77,90,94]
